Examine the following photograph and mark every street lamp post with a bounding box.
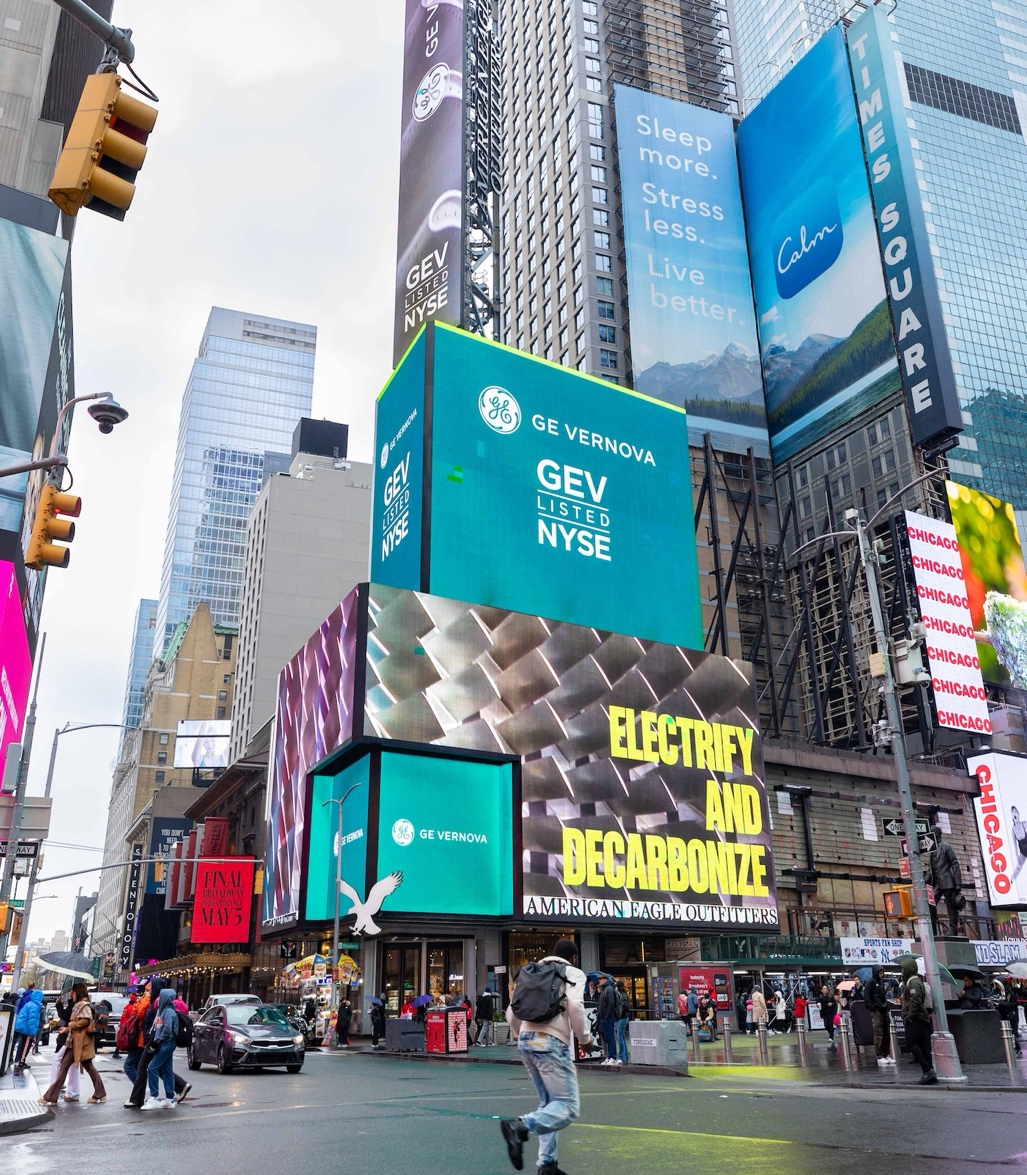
[9,721,129,988]
[322,782,362,1050]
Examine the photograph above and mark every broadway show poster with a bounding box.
[191,858,255,945]
[394,0,465,363]
[363,584,778,931]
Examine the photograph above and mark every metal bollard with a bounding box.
[1000,1020,1019,1079]
[722,1024,733,1064]
[838,1013,853,1068]
[795,1019,808,1067]
[757,1020,769,1064]
[690,1020,702,1063]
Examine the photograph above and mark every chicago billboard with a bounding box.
[737,27,900,464]
[904,510,990,734]
[615,85,768,457]
[394,0,466,363]
[846,5,963,450]
[969,751,1027,908]
[371,323,703,651]
[947,481,1027,690]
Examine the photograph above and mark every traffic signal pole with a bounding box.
[49,0,135,64]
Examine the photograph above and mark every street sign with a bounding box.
[902,832,938,855]
[0,839,39,859]
[883,817,930,838]
[0,795,52,840]
[899,857,910,879]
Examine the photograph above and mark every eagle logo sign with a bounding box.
[337,872,403,936]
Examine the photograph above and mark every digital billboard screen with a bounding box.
[969,751,1027,908]
[263,587,362,930]
[363,583,777,931]
[375,752,514,917]
[173,720,232,769]
[394,0,465,364]
[191,857,255,945]
[615,85,768,457]
[305,756,371,923]
[0,560,31,772]
[736,27,899,464]
[371,323,703,651]
[947,481,1027,689]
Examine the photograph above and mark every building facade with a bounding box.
[230,419,372,764]
[154,307,316,653]
[118,598,158,752]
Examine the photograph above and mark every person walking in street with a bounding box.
[615,980,630,1064]
[596,975,618,1065]
[49,991,80,1102]
[142,987,179,1110]
[118,991,146,1083]
[901,958,937,1085]
[819,984,838,1050]
[792,990,808,1032]
[336,998,353,1048]
[500,938,593,1173]
[125,977,189,1108]
[371,995,388,1049]
[750,987,768,1036]
[476,988,496,1046]
[39,984,107,1105]
[866,966,895,1066]
[12,987,43,1072]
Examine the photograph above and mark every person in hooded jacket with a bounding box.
[901,957,937,1085]
[142,988,179,1109]
[125,977,189,1109]
[12,987,43,1072]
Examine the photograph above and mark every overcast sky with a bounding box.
[20,1,403,946]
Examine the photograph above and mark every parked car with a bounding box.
[202,992,263,1012]
[188,1003,304,1074]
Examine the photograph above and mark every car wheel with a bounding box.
[187,1044,201,1071]
[217,1044,233,1074]
[286,1064,303,1074]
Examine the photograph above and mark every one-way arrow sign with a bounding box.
[883,817,930,838]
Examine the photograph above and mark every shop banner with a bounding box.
[840,936,914,965]
[974,939,1027,966]
[968,751,1027,907]
[119,844,143,971]
[191,857,255,945]
[904,510,990,734]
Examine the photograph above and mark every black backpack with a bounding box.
[175,1011,194,1049]
[511,960,570,1023]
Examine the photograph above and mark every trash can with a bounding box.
[628,1019,688,1070]
[426,1008,469,1054]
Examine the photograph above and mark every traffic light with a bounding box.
[24,484,81,570]
[883,888,914,919]
[48,73,157,220]
[0,901,9,934]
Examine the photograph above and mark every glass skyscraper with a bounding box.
[119,597,157,749]
[733,0,1027,529]
[155,308,316,652]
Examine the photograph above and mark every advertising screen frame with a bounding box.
[968,750,1027,909]
[191,857,256,946]
[173,720,232,769]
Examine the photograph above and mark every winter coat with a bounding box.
[900,959,931,1023]
[132,993,151,1048]
[687,990,699,1015]
[475,992,494,1020]
[597,984,618,1021]
[14,989,43,1036]
[506,956,591,1049]
[865,975,889,1012]
[750,990,768,1023]
[818,994,838,1024]
[69,999,97,1066]
[152,987,179,1044]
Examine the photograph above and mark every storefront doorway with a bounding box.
[382,943,421,1013]
[427,942,465,999]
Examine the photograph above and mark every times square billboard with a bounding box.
[262,582,778,935]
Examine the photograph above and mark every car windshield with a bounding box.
[224,1005,289,1028]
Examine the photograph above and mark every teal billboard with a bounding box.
[305,757,370,922]
[371,323,703,650]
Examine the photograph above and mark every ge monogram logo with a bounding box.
[413,63,450,122]
[380,442,390,470]
[478,386,521,434]
[392,818,415,847]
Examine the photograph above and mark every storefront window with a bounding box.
[383,944,420,1014]
[508,932,567,983]
[427,942,464,999]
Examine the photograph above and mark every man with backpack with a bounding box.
[500,938,592,1173]
[124,977,191,1108]
[901,957,937,1085]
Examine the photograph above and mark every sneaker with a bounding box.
[501,1119,529,1170]
[140,1098,163,1111]
[615,1059,624,1066]
[883,1057,896,1065]
[177,1082,192,1103]
[919,1070,938,1085]
[164,1100,177,1109]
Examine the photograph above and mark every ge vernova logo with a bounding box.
[478,386,521,434]
[772,177,844,300]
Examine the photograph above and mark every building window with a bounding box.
[598,324,616,343]
[217,706,226,719]
[595,254,611,272]
[590,165,606,182]
[589,144,606,162]
[798,466,809,488]
[598,300,615,320]
[218,689,228,701]
[596,277,614,295]
[872,449,897,478]
[157,751,167,765]
[223,674,231,684]
[159,733,169,745]
[586,76,601,92]
[800,496,812,518]
[594,231,610,249]
[867,417,892,446]
[593,208,609,227]
[586,57,601,73]
[825,442,847,471]
[155,771,165,784]
[600,349,618,370]
[592,187,608,206]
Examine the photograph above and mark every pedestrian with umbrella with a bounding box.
[39,983,107,1105]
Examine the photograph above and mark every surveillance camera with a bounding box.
[87,398,129,434]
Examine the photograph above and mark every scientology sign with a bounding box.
[371,322,703,650]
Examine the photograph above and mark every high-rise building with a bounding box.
[155,308,316,652]
[499,0,739,383]
[733,0,1027,520]
[230,419,372,764]
[119,598,158,752]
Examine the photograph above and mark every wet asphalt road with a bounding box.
[7,1046,1027,1174]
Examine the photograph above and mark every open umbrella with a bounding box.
[946,964,986,981]
[1005,962,1027,980]
[411,994,433,1008]
[36,951,95,981]
[893,953,959,987]
[366,996,384,1006]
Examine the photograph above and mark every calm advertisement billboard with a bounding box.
[615,85,768,457]
[394,0,465,363]
[737,27,899,464]
[0,560,31,772]
[846,5,963,450]
[947,481,1027,689]
[371,323,703,651]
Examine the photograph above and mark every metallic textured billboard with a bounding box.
[615,84,769,457]
[394,0,465,363]
[947,481,1027,689]
[371,323,703,650]
[363,584,777,930]
[737,28,900,464]
[846,6,963,450]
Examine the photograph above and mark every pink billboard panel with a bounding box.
[0,560,31,775]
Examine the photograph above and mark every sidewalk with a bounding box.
[0,1058,50,1135]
